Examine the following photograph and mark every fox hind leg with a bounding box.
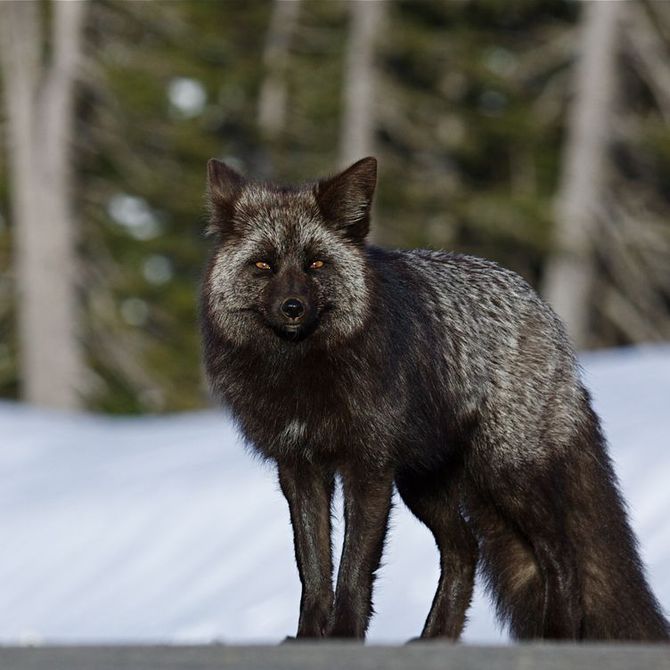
[395,466,478,640]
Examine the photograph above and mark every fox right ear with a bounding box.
[206,158,246,237]
[315,157,377,241]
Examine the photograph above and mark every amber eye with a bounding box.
[255,261,272,271]
[309,260,325,270]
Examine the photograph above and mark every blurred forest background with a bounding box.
[0,0,669,414]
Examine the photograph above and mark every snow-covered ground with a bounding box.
[0,346,668,645]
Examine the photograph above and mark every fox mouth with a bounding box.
[232,304,332,343]
[268,302,339,343]
[272,322,316,343]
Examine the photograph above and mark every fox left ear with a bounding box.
[206,158,246,237]
[315,157,377,241]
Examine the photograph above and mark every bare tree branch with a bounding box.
[622,3,670,123]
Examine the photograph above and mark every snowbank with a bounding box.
[0,346,668,644]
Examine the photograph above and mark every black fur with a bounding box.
[200,157,669,641]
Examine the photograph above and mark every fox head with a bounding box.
[202,157,377,347]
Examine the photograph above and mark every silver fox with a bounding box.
[200,156,669,641]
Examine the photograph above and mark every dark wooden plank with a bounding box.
[0,644,668,670]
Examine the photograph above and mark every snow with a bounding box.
[0,346,668,644]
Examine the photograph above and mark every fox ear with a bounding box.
[315,157,377,240]
[206,158,246,237]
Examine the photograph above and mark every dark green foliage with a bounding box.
[0,0,668,412]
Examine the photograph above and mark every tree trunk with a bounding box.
[339,0,385,242]
[542,1,621,349]
[0,0,87,410]
[339,0,385,166]
[257,0,301,140]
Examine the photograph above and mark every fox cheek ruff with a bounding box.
[206,209,370,347]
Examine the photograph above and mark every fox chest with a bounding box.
[225,374,396,463]
[232,389,353,461]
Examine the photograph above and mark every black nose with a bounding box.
[281,298,305,320]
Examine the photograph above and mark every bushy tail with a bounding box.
[473,399,668,641]
[568,406,669,641]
